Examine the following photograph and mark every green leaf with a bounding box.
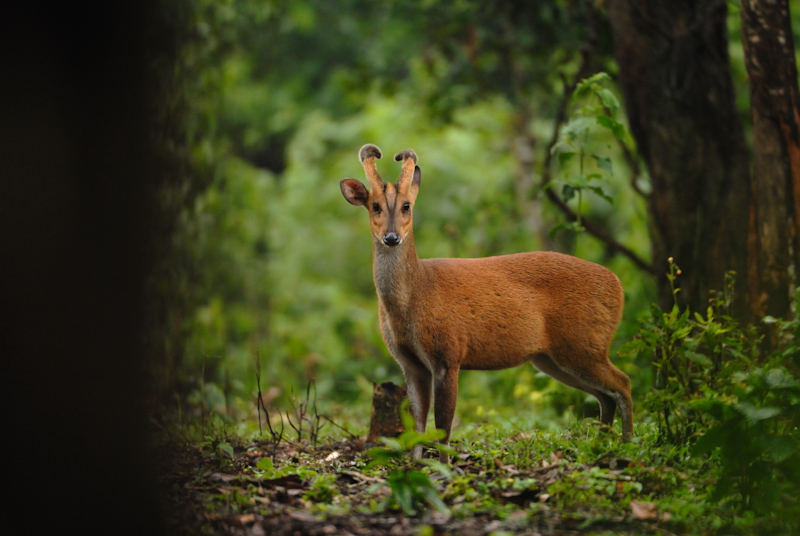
[574,72,611,97]
[418,485,450,513]
[591,154,613,176]
[761,435,797,463]
[734,402,781,423]
[558,151,576,167]
[765,368,799,389]
[218,441,234,459]
[562,184,576,201]
[379,437,404,451]
[551,139,575,156]
[420,459,453,479]
[257,457,274,471]
[687,352,713,368]
[588,186,613,204]
[596,88,620,116]
[563,117,596,140]
[388,472,415,515]
[596,115,626,139]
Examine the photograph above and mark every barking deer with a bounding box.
[340,144,632,459]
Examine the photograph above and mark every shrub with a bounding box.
[620,261,799,521]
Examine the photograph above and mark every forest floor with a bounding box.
[155,426,693,536]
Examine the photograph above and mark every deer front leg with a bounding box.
[433,365,459,463]
[381,314,432,458]
[400,358,432,459]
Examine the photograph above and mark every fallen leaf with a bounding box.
[631,500,659,520]
[236,513,256,525]
[508,509,528,521]
[208,472,238,483]
[288,511,318,522]
[494,458,519,474]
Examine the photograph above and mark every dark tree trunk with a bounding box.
[607,0,752,318]
[740,0,800,326]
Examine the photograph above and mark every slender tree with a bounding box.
[740,0,800,325]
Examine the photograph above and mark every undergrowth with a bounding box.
[160,263,799,535]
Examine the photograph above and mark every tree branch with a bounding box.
[539,11,654,275]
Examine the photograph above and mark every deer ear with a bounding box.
[340,178,369,207]
[408,166,421,199]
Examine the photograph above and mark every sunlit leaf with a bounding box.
[734,402,781,423]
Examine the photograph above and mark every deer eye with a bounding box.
[402,202,410,213]
[372,202,381,214]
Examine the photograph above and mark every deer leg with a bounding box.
[381,315,433,456]
[400,358,432,459]
[571,361,632,442]
[433,365,459,463]
[607,367,633,441]
[530,353,624,436]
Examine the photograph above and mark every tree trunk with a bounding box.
[607,0,752,318]
[740,0,800,326]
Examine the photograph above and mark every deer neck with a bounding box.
[372,234,424,310]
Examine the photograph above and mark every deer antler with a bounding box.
[359,144,384,192]
[394,149,418,193]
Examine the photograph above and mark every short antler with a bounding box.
[394,149,418,193]
[360,144,384,192]
[393,149,417,164]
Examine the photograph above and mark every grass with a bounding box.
[154,407,796,536]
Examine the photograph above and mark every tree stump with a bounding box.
[367,381,407,443]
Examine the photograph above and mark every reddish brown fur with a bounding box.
[340,144,632,460]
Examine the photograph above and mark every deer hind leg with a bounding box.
[530,353,633,441]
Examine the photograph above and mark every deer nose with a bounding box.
[382,232,401,246]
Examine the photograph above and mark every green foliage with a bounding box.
[621,263,800,524]
[304,473,339,504]
[692,364,800,517]
[366,426,455,516]
[547,465,642,516]
[550,72,627,235]
[154,1,655,421]
[153,2,800,531]
[620,261,760,444]
[255,457,319,481]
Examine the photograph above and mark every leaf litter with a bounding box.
[156,432,677,535]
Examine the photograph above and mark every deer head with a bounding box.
[340,144,421,247]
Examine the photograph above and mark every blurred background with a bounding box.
[146,0,799,433]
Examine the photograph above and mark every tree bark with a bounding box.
[740,0,800,325]
[608,0,752,318]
